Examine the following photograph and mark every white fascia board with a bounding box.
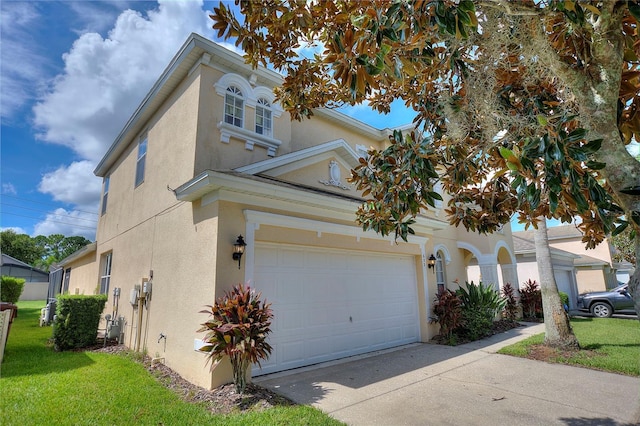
[235,139,360,175]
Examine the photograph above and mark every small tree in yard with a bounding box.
[199,284,273,394]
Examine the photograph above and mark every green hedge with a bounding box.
[53,294,107,351]
[1,276,25,304]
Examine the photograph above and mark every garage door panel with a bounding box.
[253,243,419,376]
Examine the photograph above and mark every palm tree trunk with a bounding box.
[534,219,580,349]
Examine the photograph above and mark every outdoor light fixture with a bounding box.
[428,254,436,272]
[232,235,247,269]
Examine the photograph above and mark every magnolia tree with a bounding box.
[211,0,640,342]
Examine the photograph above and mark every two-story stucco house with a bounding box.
[58,34,518,389]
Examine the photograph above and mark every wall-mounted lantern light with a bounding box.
[232,235,247,269]
[428,254,436,272]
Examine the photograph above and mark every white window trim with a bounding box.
[101,176,110,216]
[224,86,245,128]
[255,98,273,137]
[100,252,112,295]
[135,137,147,187]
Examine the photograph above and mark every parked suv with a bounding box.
[576,283,636,318]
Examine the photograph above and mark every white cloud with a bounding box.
[33,208,97,240]
[0,2,46,120]
[38,161,102,212]
[28,1,214,238]
[33,0,213,162]
[2,183,17,195]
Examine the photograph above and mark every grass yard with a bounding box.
[499,317,640,376]
[0,301,342,426]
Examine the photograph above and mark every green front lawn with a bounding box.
[0,301,342,426]
[499,317,640,376]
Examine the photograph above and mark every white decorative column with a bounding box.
[477,255,500,291]
[500,264,519,290]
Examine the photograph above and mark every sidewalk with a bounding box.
[255,323,640,425]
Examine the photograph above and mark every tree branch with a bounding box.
[478,0,540,16]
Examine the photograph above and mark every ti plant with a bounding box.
[198,283,273,394]
[520,279,543,320]
[501,282,519,322]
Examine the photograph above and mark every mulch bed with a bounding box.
[431,319,524,345]
[91,344,294,415]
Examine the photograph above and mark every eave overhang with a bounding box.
[174,170,448,234]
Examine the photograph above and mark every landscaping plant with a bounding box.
[52,294,107,350]
[199,283,273,394]
[430,290,463,344]
[456,281,507,341]
[1,276,25,304]
[501,282,519,322]
[520,280,543,320]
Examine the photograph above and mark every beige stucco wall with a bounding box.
[551,239,612,264]
[82,53,519,390]
[291,114,386,153]
[64,250,100,296]
[576,269,607,293]
[97,68,202,243]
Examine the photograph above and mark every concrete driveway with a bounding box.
[255,323,640,425]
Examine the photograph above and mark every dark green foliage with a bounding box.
[431,282,509,344]
[501,282,519,322]
[559,291,569,309]
[520,279,543,319]
[430,290,463,342]
[456,281,507,340]
[459,309,494,341]
[52,295,107,351]
[1,276,25,303]
[199,283,273,394]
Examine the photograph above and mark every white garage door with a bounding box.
[252,243,419,376]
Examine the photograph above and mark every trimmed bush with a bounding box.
[1,276,25,304]
[559,291,569,310]
[53,294,107,351]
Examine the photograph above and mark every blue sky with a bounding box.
[1,0,417,241]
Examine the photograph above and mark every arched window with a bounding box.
[255,97,272,136]
[436,251,447,294]
[224,86,244,127]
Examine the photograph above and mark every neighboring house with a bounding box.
[513,226,617,294]
[511,235,580,309]
[1,254,49,301]
[58,34,518,389]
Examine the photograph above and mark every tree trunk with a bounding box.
[534,220,580,349]
[231,353,249,394]
[630,235,640,324]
